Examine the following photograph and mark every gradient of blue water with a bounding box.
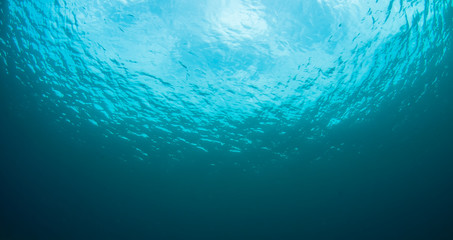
[0,0,451,166]
[2,1,453,239]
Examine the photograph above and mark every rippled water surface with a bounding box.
[2,1,453,239]
[1,0,452,164]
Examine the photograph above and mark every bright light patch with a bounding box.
[210,0,268,44]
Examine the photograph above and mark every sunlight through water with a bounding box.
[1,0,451,164]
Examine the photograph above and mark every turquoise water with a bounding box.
[1,0,453,239]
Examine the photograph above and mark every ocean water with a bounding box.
[1,0,452,239]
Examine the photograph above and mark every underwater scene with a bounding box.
[1,0,452,239]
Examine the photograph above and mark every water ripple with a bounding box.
[1,0,451,163]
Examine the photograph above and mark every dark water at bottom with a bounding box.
[1,59,453,240]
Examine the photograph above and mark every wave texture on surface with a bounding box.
[1,0,451,163]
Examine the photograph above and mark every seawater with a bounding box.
[1,0,452,239]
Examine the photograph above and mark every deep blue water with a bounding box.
[1,0,453,239]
